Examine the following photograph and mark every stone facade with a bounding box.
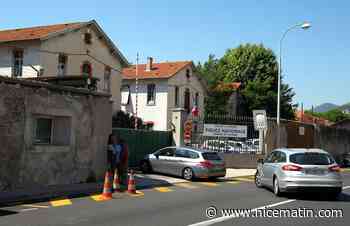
[0,76,111,192]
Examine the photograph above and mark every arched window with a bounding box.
[81,62,92,77]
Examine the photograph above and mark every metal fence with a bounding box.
[112,128,173,167]
[188,114,262,154]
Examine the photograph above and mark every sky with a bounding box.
[1,0,349,109]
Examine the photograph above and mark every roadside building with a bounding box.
[121,58,207,131]
[0,20,128,112]
[295,111,331,126]
[0,76,111,193]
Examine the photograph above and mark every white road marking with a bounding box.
[188,185,350,226]
[20,208,38,212]
[22,204,50,209]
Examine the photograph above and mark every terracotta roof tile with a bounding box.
[122,61,192,79]
[215,82,242,91]
[0,22,83,43]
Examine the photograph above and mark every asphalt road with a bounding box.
[0,173,349,226]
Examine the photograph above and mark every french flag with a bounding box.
[191,105,199,117]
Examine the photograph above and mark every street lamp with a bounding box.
[277,22,311,146]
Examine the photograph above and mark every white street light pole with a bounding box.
[277,22,311,146]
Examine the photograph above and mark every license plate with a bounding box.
[305,168,324,175]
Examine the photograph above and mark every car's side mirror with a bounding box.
[257,158,264,164]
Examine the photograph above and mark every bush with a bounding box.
[112,110,146,129]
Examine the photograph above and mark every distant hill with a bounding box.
[338,103,350,111]
[313,103,339,113]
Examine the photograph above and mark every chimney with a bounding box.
[146,57,153,72]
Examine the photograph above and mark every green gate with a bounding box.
[112,128,173,167]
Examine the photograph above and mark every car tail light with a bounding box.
[199,160,214,168]
[329,165,340,172]
[282,164,303,171]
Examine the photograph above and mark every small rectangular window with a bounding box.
[12,49,23,77]
[34,116,71,146]
[104,67,111,92]
[35,118,52,144]
[84,33,92,44]
[175,86,179,107]
[147,84,156,105]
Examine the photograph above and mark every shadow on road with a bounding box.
[285,191,350,202]
[0,209,18,217]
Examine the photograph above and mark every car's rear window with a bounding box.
[202,152,221,160]
[289,152,335,165]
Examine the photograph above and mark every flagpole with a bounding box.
[135,53,139,130]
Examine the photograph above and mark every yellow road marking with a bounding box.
[200,182,218,187]
[50,199,72,207]
[154,187,173,192]
[176,183,198,189]
[235,178,254,182]
[90,194,109,202]
[128,191,144,197]
[22,204,50,209]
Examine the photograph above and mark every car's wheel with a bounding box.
[273,176,282,196]
[329,188,342,200]
[183,167,194,181]
[140,161,152,173]
[255,172,262,188]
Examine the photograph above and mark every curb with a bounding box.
[0,174,256,208]
[341,168,350,173]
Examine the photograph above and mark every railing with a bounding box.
[188,114,273,154]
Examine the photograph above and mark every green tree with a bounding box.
[196,54,223,89]
[196,55,227,115]
[112,110,146,129]
[197,43,296,119]
[306,109,350,122]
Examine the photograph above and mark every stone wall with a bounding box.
[0,76,112,192]
[314,125,350,163]
[217,121,350,168]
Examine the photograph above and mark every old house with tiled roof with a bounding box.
[121,57,207,131]
[0,20,128,111]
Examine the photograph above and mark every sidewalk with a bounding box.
[0,168,255,207]
[225,168,256,178]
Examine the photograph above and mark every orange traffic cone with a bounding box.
[102,171,113,199]
[113,168,121,192]
[127,170,137,194]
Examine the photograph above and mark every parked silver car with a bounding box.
[140,146,226,180]
[255,148,343,197]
